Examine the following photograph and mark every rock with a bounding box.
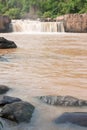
[41,17,53,22]
[0,15,11,32]
[0,101,35,123]
[0,85,9,94]
[39,95,87,106]
[56,15,64,22]
[0,37,17,49]
[55,112,87,127]
[0,56,8,62]
[56,13,87,32]
[0,96,22,106]
[64,14,87,32]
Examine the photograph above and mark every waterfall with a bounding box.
[11,20,65,32]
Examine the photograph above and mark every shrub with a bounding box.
[4,8,21,19]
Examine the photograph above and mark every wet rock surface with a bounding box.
[0,37,17,49]
[0,85,10,94]
[56,14,87,33]
[0,96,22,106]
[64,14,87,33]
[0,56,8,62]
[55,112,87,127]
[0,101,35,123]
[0,15,11,32]
[39,95,87,106]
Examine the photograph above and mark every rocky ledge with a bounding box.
[56,13,87,33]
[39,95,87,106]
[0,37,17,49]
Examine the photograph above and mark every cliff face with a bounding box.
[0,15,11,32]
[56,14,87,33]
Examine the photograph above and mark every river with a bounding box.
[0,32,87,130]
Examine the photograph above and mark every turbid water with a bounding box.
[0,33,87,130]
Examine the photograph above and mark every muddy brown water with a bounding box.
[0,33,87,130]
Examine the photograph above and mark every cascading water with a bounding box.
[11,20,65,32]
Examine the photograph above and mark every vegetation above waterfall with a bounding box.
[0,0,87,19]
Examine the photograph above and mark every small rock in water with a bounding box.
[0,56,8,62]
[39,95,87,106]
[0,96,22,106]
[0,101,35,123]
[55,112,87,127]
[0,85,10,94]
[0,37,17,49]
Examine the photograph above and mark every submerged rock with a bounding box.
[39,95,87,106]
[0,85,10,94]
[0,101,35,123]
[0,96,22,106]
[0,56,8,62]
[55,112,87,127]
[0,37,17,49]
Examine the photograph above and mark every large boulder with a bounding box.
[0,37,17,49]
[56,13,87,32]
[0,15,11,32]
[0,85,10,94]
[0,101,35,123]
[39,95,87,106]
[55,112,87,127]
[0,96,22,106]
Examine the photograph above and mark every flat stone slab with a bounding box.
[55,112,87,127]
[0,37,17,49]
[39,95,87,106]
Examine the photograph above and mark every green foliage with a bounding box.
[4,8,21,19]
[42,11,52,18]
[0,0,87,19]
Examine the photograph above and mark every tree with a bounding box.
[5,8,21,19]
[0,0,87,19]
